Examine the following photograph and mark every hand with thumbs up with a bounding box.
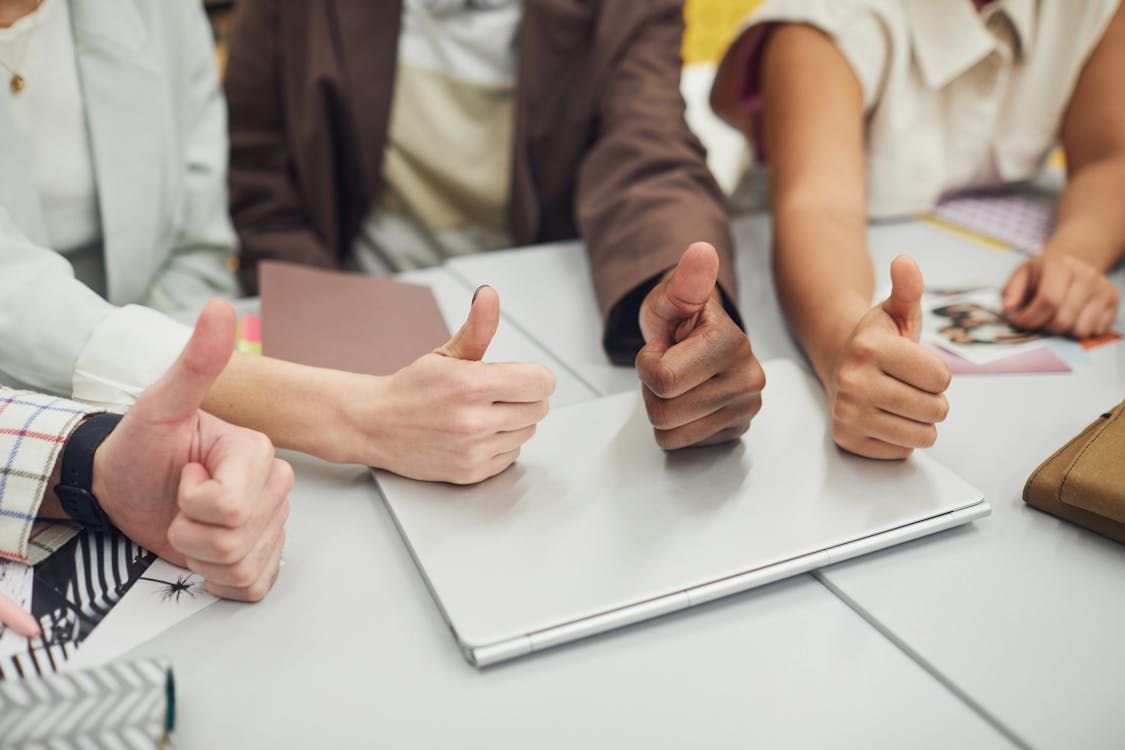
[635,242,765,450]
[356,285,556,484]
[90,299,293,601]
[828,256,952,459]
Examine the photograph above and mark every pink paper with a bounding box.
[928,343,1071,374]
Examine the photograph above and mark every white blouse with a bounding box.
[0,0,101,257]
[713,0,1122,218]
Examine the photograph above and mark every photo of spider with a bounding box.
[140,574,200,604]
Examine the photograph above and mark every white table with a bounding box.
[130,265,1015,748]
[448,213,1125,749]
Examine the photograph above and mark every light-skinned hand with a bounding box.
[0,592,38,638]
[635,242,765,450]
[93,300,293,602]
[1002,251,1120,339]
[829,256,951,459]
[357,286,555,484]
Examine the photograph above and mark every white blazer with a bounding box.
[0,0,236,402]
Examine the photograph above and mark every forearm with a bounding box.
[203,352,375,465]
[773,204,872,385]
[1048,155,1125,270]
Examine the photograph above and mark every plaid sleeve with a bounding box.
[0,387,98,565]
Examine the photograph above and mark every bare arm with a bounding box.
[1002,3,1125,337]
[758,24,949,459]
[201,287,556,483]
[759,24,871,385]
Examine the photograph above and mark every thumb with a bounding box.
[881,255,925,341]
[1001,264,1030,313]
[141,299,236,422]
[643,241,720,341]
[436,285,499,361]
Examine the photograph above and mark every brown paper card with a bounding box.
[259,261,451,376]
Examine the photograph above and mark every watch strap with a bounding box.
[54,412,123,533]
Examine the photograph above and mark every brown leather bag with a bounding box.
[1024,399,1125,544]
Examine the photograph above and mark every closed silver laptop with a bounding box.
[374,360,989,667]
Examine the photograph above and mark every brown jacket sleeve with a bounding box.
[225,0,335,293]
[576,1,740,364]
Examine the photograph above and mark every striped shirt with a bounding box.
[0,387,94,565]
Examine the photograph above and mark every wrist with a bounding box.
[1041,224,1118,272]
[328,370,393,466]
[807,295,871,386]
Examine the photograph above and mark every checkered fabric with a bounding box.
[0,387,95,565]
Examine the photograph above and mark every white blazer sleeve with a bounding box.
[142,0,240,312]
[0,208,190,408]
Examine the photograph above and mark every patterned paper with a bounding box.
[931,191,1056,253]
[0,656,173,748]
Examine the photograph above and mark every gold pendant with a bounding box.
[9,74,24,93]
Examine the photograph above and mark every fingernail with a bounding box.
[472,285,486,303]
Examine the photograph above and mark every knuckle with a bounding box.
[653,428,681,452]
[229,560,260,589]
[850,333,879,362]
[274,459,296,493]
[645,395,674,430]
[215,494,250,527]
[743,357,767,392]
[831,395,856,425]
[449,410,485,438]
[648,362,680,398]
[209,531,247,565]
[834,366,863,398]
[247,430,274,458]
[244,580,271,603]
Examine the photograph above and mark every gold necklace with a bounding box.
[0,0,45,94]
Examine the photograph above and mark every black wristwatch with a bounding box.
[54,412,123,534]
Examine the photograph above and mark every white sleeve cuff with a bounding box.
[72,304,192,410]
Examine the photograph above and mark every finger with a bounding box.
[449,446,522,486]
[204,527,285,603]
[636,311,746,399]
[0,593,39,638]
[1071,299,1104,340]
[474,362,557,403]
[178,426,280,527]
[876,337,951,394]
[646,242,720,328]
[488,424,538,455]
[490,399,550,432]
[172,458,293,562]
[835,433,915,461]
[867,375,950,424]
[862,410,939,450]
[1095,306,1118,337]
[186,498,289,589]
[436,285,499,361]
[1010,264,1070,330]
[1001,264,1031,313]
[1045,286,1087,334]
[881,256,925,341]
[642,362,764,430]
[653,398,760,451]
[137,299,236,423]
